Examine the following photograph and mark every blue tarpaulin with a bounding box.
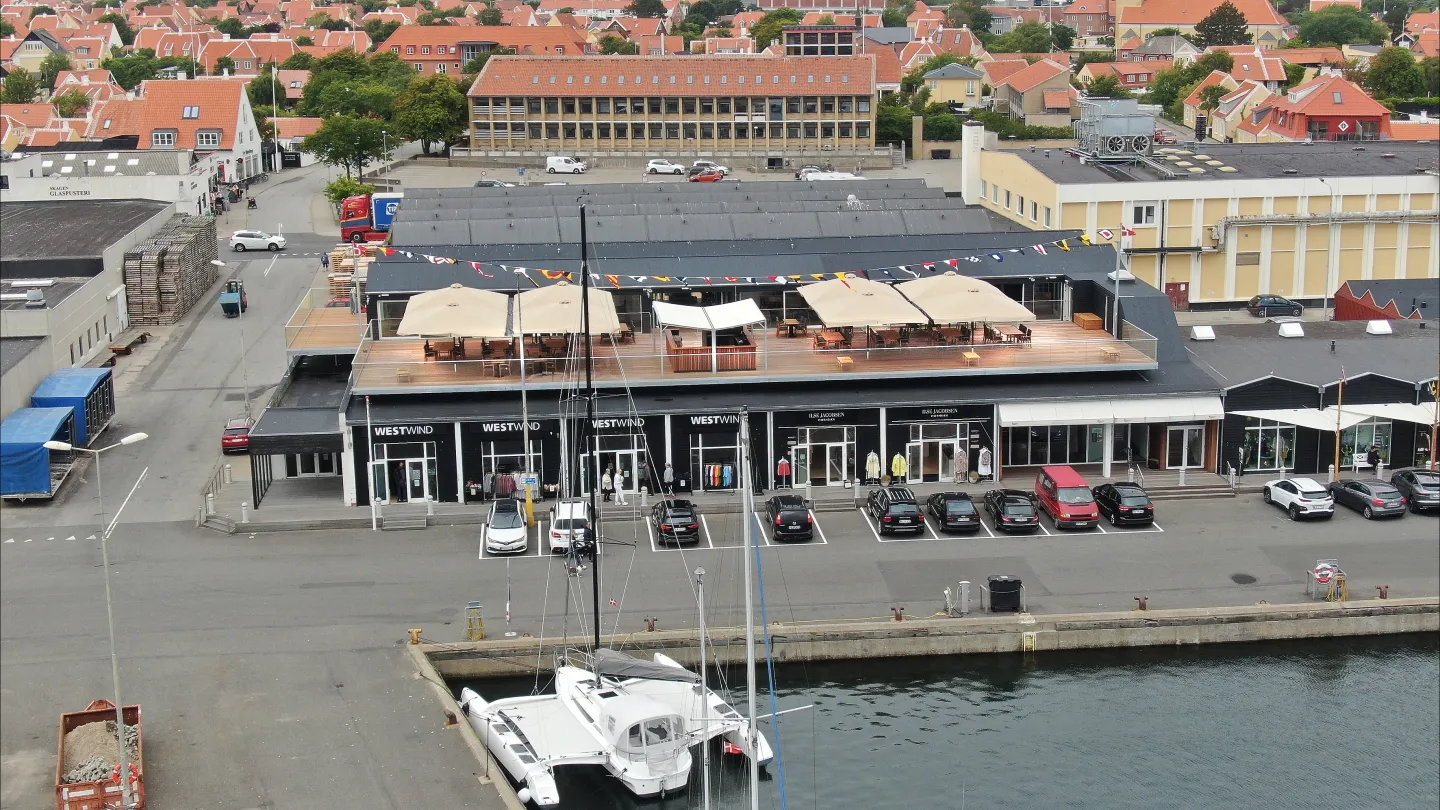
[0,407,75,496]
[31,368,111,446]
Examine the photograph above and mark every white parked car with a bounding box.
[1262,477,1334,520]
[230,230,286,252]
[547,499,593,553]
[799,170,861,182]
[692,160,729,176]
[484,498,528,554]
[646,159,685,175]
[546,156,586,174]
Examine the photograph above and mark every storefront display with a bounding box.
[1240,418,1296,473]
[461,419,555,502]
[773,409,880,488]
[675,413,742,492]
[885,405,993,484]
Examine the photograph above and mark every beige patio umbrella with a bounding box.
[795,276,927,328]
[396,283,510,338]
[513,280,622,335]
[895,272,1036,323]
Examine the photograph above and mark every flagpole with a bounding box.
[1334,368,1345,475]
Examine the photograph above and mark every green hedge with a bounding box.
[968,109,1074,140]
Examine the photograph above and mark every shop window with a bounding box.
[286,453,339,478]
[378,299,408,338]
[1008,424,1106,466]
[1340,418,1393,468]
[1241,418,1296,472]
[691,433,739,491]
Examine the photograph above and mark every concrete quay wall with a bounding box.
[424,598,1440,680]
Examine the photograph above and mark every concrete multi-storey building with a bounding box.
[465,55,877,153]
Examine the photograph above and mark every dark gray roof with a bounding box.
[28,150,187,178]
[1342,279,1440,319]
[1129,35,1198,54]
[266,356,351,410]
[0,200,170,279]
[0,336,47,376]
[924,63,984,80]
[1011,141,1440,184]
[1184,319,1440,388]
[0,278,89,311]
[863,27,913,44]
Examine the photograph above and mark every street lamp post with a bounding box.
[43,433,149,810]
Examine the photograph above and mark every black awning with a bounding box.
[249,408,343,454]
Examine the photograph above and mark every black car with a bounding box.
[1328,479,1408,519]
[473,178,513,188]
[1246,294,1303,318]
[650,499,700,543]
[764,494,813,541]
[1092,482,1154,526]
[983,489,1041,532]
[925,492,982,533]
[866,486,923,535]
[1390,468,1440,513]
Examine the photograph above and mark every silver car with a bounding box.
[484,498,528,554]
[230,229,287,252]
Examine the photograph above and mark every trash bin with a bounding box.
[988,575,1022,613]
[930,149,952,160]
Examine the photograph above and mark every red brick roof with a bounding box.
[1389,120,1440,140]
[132,77,251,150]
[1182,70,1235,107]
[1272,74,1388,116]
[269,116,323,138]
[871,42,902,86]
[996,58,1067,93]
[468,55,876,97]
[981,59,1029,85]
[384,24,590,58]
[1405,9,1439,33]
[1230,53,1286,82]
[1273,46,1343,65]
[1118,0,1286,27]
[1042,89,1071,109]
[0,103,57,128]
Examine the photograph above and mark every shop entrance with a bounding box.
[369,441,437,503]
[1166,425,1205,469]
[582,445,642,495]
[790,426,856,487]
[906,440,961,483]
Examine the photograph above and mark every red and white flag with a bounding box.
[609,598,618,607]
[1098,228,1114,240]
[1033,244,1047,255]
[1121,226,1136,237]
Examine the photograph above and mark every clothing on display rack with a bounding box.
[977,447,993,480]
[699,464,736,490]
[776,457,791,488]
[865,451,881,485]
[891,453,908,483]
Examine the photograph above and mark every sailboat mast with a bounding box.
[580,202,601,653]
[696,565,711,810]
[739,407,759,810]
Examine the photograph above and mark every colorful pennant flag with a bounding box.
[1058,240,1072,252]
[1034,244,1048,255]
[1098,229,1115,240]
[605,274,620,288]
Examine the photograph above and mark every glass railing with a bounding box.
[284,287,369,352]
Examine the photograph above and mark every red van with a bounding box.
[1034,466,1100,530]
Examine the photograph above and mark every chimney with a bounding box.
[223,68,229,77]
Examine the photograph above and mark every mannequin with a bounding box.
[777,456,791,488]
[865,451,881,485]
[977,447,993,481]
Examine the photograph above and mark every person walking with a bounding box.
[616,469,629,505]
[662,462,674,495]
[601,467,613,502]
[321,252,330,269]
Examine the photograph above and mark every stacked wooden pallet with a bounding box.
[123,216,220,325]
[326,247,373,302]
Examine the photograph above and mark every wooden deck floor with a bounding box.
[352,321,1156,391]
[286,307,368,353]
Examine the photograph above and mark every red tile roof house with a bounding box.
[384,25,592,76]
[1236,75,1393,142]
[199,35,302,75]
[1208,79,1273,141]
[111,77,265,183]
[1077,59,1174,92]
[52,69,125,102]
[1181,70,1238,129]
[992,58,1073,127]
[268,114,323,163]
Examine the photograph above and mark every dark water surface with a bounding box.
[454,635,1440,810]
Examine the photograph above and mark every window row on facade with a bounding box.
[152,130,222,148]
[472,120,873,141]
[980,180,1054,228]
[471,95,873,117]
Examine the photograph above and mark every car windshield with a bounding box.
[1057,487,1093,505]
[946,500,976,515]
[1003,501,1033,516]
[1120,495,1150,506]
[554,518,586,531]
[491,511,525,529]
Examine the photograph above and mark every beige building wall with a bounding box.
[976,150,1440,304]
[926,76,982,106]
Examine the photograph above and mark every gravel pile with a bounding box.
[61,721,139,784]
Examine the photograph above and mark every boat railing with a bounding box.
[558,647,595,671]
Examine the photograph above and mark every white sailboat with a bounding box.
[459,205,775,808]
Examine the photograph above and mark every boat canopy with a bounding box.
[595,648,699,683]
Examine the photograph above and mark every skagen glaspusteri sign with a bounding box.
[372,424,436,437]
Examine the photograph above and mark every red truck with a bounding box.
[56,700,145,810]
[339,191,403,243]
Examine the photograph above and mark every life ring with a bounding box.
[112,763,140,786]
[1314,565,1336,584]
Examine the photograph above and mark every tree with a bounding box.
[875,102,913,145]
[599,34,640,54]
[1083,73,1132,98]
[1050,23,1076,51]
[627,0,667,17]
[320,18,354,31]
[1145,65,1193,111]
[685,0,717,23]
[923,112,962,140]
[1,70,40,103]
[53,88,92,117]
[944,0,992,33]
[1146,27,1184,39]
[316,80,399,118]
[477,3,504,25]
[214,17,250,39]
[815,13,835,25]
[364,19,403,45]
[0,20,13,37]
[1298,6,1389,45]
[38,52,72,90]
[303,114,393,177]
[1365,46,1425,98]
[750,7,802,49]
[463,46,513,75]
[1283,62,1307,88]
[986,21,1053,53]
[295,35,314,46]
[1197,83,1228,112]
[29,5,56,19]
[1382,0,1416,38]
[881,8,906,27]
[394,74,464,154]
[97,12,136,45]
[416,11,452,25]
[1074,51,1117,69]
[324,176,376,205]
[281,52,315,69]
[1422,56,1440,96]
[215,56,236,75]
[1190,50,1235,77]
[1193,0,1253,46]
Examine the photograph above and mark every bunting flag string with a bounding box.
[374,237,1107,289]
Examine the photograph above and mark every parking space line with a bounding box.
[478,524,486,560]
[923,516,942,541]
[751,512,773,546]
[698,514,717,549]
[806,510,829,545]
[858,508,923,543]
[1094,522,1108,534]
[1107,520,1165,534]
[532,520,546,556]
[646,519,659,553]
[976,517,997,538]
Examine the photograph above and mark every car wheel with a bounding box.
[1259,307,1269,318]
[1108,509,1117,526]
[1291,307,1302,317]
[1363,506,1373,519]
[547,167,557,174]
[1262,487,1272,504]
[268,243,280,251]
[234,243,247,252]
[648,168,657,174]
[1288,504,1299,520]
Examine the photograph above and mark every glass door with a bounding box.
[825,443,847,486]
[792,446,809,488]
[370,461,389,503]
[937,441,958,482]
[906,442,922,485]
[1166,426,1205,469]
[406,459,429,500]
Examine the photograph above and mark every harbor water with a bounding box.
[454,634,1440,810]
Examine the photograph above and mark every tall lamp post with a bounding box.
[42,433,149,810]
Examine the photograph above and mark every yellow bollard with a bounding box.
[407,628,423,645]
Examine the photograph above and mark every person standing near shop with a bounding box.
[616,469,630,505]
[601,467,614,502]
[663,462,675,495]
[1366,445,1381,472]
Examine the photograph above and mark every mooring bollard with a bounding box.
[640,485,649,509]
[645,616,658,632]
[206,492,215,515]
[1127,466,1135,483]
[240,501,249,523]
[427,497,435,517]
[1376,460,1385,479]
[223,464,232,484]
[1134,595,1148,611]
[892,606,905,622]
[1376,585,1390,599]
[1327,463,1336,483]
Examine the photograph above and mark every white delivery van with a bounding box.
[546,156,587,174]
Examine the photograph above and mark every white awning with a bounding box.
[1232,407,1371,432]
[652,299,766,331]
[1336,402,1438,425]
[998,396,1224,427]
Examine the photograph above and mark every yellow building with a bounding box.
[921,62,984,108]
[1115,0,1291,49]
[960,126,1440,308]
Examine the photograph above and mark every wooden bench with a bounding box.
[836,355,853,371]
[962,351,981,366]
[1100,346,1121,361]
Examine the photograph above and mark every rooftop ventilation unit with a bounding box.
[1190,325,1217,341]
[1278,322,1305,338]
[1365,320,1393,335]
[24,288,47,309]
